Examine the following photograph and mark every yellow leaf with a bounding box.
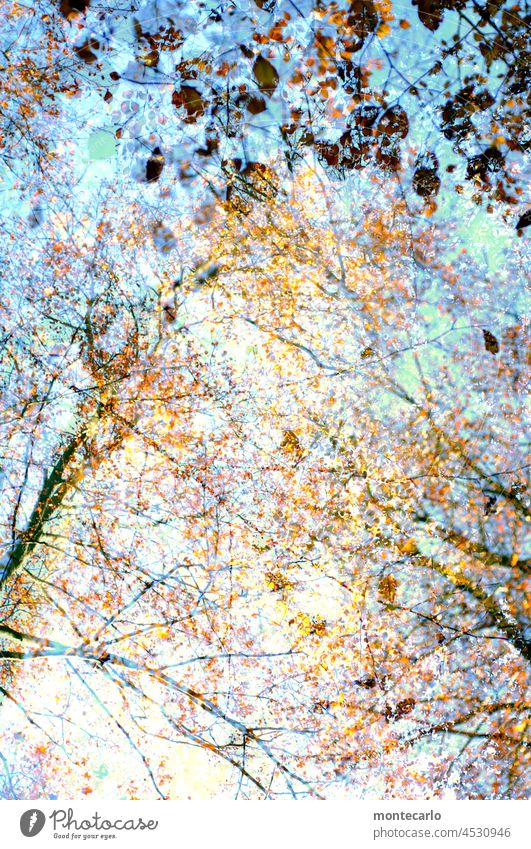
[378,574,399,603]
[400,538,418,555]
[376,23,391,38]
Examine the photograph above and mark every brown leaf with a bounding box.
[378,574,399,603]
[137,47,159,68]
[196,135,219,157]
[60,0,89,18]
[253,56,279,95]
[316,142,341,168]
[377,105,409,140]
[309,616,327,636]
[375,143,401,172]
[482,329,499,355]
[352,104,380,134]
[265,570,292,592]
[146,147,165,182]
[413,154,440,198]
[246,95,267,115]
[385,698,416,721]
[240,162,279,200]
[466,147,504,181]
[337,130,367,170]
[172,86,206,123]
[516,209,531,230]
[74,39,100,64]
[441,97,473,141]
[347,0,379,49]
[412,0,444,30]
[395,698,416,718]
[354,677,376,689]
[413,167,441,198]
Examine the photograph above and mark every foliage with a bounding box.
[0,0,529,800]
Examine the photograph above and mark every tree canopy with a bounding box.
[0,1,529,800]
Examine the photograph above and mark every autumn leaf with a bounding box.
[253,56,279,94]
[246,95,267,115]
[377,106,409,141]
[412,0,444,31]
[413,167,440,198]
[316,142,340,169]
[74,40,100,64]
[516,210,531,230]
[376,23,391,39]
[378,574,399,603]
[482,329,500,355]
[466,147,504,182]
[280,429,303,460]
[413,154,440,198]
[146,147,165,183]
[399,538,418,555]
[265,570,293,592]
[353,677,376,689]
[172,86,206,122]
[60,0,89,18]
[347,0,379,48]
[385,698,416,721]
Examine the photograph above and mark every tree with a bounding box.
[1,127,528,801]
[2,2,530,219]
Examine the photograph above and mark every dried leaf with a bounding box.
[466,147,504,181]
[60,0,90,18]
[316,142,340,168]
[378,574,399,603]
[413,167,441,198]
[74,39,100,64]
[413,154,440,198]
[280,429,303,458]
[377,106,409,140]
[516,209,531,230]
[146,147,165,183]
[412,0,444,31]
[385,698,416,720]
[482,329,499,355]
[347,0,379,49]
[354,677,376,689]
[253,56,279,94]
[246,95,267,115]
[172,86,206,122]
